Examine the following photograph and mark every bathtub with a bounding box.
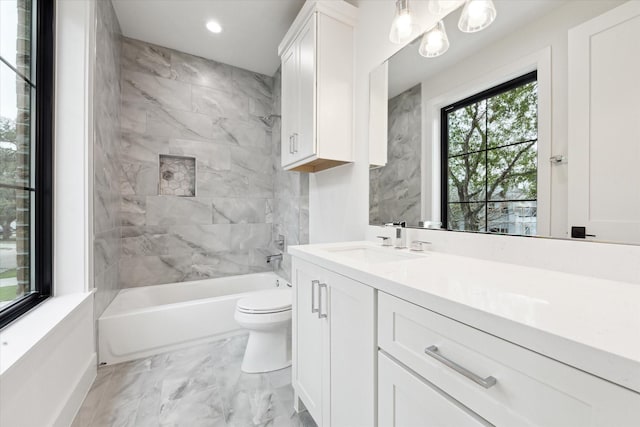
[98,272,289,365]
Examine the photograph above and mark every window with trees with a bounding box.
[441,72,538,236]
[0,0,54,328]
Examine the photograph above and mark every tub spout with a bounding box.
[266,254,283,264]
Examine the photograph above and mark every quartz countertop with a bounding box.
[289,241,640,394]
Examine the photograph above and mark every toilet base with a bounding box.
[241,327,292,373]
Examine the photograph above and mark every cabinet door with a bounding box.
[281,43,298,168]
[294,14,316,162]
[379,352,490,427]
[568,2,640,242]
[326,272,375,427]
[292,261,326,425]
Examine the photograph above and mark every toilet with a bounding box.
[234,288,292,373]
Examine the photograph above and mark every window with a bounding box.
[0,0,54,328]
[441,72,538,236]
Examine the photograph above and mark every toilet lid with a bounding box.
[237,289,292,313]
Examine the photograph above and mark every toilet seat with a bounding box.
[237,288,292,314]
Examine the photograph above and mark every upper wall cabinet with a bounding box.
[278,0,357,173]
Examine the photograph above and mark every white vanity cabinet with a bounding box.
[291,258,375,427]
[290,243,640,427]
[378,292,640,427]
[278,1,356,173]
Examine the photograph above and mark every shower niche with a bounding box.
[159,154,196,197]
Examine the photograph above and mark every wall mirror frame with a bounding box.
[368,0,640,246]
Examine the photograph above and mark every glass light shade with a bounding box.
[389,0,416,44]
[458,0,497,33]
[419,21,449,58]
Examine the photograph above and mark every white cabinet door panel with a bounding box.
[568,2,640,242]
[293,262,327,425]
[328,272,375,427]
[281,44,298,168]
[295,14,316,162]
[379,352,490,427]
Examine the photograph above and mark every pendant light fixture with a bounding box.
[458,0,497,33]
[389,0,416,45]
[389,0,498,57]
[418,21,449,58]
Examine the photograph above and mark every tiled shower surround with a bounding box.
[93,0,122,318]
[369,84,422,226]
[118,37,308,287]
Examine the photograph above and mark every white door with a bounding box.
[568,1,640,243]
[378,353,490,427]
[294,14,316,162]
[281,43,298,168]
[327,274,375,427]
[292,261,325,425]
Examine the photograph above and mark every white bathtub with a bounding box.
[98,272,289,365]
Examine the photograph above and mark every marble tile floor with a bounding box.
[72,334,317,427]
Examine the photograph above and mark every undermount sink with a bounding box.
[323,246,423,264]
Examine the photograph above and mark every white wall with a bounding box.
[310,0,401,243]
[0,1,97,425]
[0,295,95,427]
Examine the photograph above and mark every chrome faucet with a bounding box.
[385,221,407,249]
[266,254,283,264]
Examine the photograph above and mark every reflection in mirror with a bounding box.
[443,72,538,235]
[370,84,422,227]
[368,0,640,245]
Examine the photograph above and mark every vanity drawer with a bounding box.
[378,292,640,427]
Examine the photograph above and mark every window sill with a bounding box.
[0,291,94,376]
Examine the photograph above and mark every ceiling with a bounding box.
[388,0,568,97]
[111,0,305,76]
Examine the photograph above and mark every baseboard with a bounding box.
[53,352,97,427]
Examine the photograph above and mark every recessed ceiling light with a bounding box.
[206,21,222,34]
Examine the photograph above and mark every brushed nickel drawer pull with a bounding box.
[318,283,328,319]
[425,345,497,389]
[311,280,319,314]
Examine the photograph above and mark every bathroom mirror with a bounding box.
[368,0,640,245]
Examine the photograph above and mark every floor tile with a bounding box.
[72,334,316,427]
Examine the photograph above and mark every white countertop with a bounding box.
[289,241,640,394]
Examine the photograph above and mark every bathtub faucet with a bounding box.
[266,254,283,264]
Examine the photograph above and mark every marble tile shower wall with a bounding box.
[369,84,422,226]
[119,37,286,287]
[270,69,309,282]
[94,0,122,318]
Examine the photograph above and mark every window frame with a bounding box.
[0,0,55,329]
[440,71,538,235]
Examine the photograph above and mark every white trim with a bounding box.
[54,0,95,295]
[87,0,96,291]
[422,47,552,235]
[0,292,95,426]
[53,352,97,427]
